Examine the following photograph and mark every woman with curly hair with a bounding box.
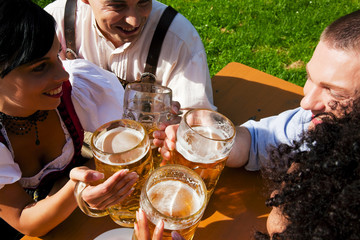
[135,99,360,240]
[256,98,360,239]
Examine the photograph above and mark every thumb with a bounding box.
[70,166,104,183]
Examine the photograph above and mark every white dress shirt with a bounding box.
[45,0,216,110]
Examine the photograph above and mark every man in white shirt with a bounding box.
[45,0,216,111]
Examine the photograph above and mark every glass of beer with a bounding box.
[170,109,236,199]
[136,164,207,240]
[74,119,153,227]
[123,82,173,169]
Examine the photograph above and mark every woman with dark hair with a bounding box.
[256,98,360,239]
[0,0,138,238]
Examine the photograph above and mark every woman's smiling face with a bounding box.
[0,36,69,117]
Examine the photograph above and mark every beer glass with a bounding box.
[74,119,153,227]
[123,82,172,169]
[170,109,236,198]
[136,164,207,240]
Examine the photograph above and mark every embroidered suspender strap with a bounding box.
[144,6,178,79]
[58,80,84,152]
[64,0,77,59]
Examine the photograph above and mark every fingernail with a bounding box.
[125,171,138,179]
[172,105,179,113]
[130,172,139,178]
[92,172,104,179]
[164,151,171,159]
[138,209,144,220]
[171,231,183,240]
[153,131,159,138]
[156,220,163,228]
[155,220,164,235]
[134,222,138,233]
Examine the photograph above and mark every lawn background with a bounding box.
[35,0,360,87]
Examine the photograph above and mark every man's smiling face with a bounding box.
[83,0,152,48]
[300,40,360,117]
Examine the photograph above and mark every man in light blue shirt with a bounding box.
[242,107,312,171]
[155,10,360,170]
[227,10,360,170]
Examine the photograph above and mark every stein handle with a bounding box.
[74,181,109,217]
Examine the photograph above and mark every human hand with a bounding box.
[134,208,185,240]
[70,166,138,210]
[168,101,182,125]
[134,208,163,240]
[153,124,179,161]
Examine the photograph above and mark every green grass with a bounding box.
[36,0,360,86]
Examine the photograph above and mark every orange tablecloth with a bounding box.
[22,62,303,240]
[212,62,303,125]
[22,167,268,240]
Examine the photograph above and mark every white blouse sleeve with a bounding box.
[62,59,125,132]
[0,143,21,190]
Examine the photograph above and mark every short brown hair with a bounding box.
[321,10,360,52]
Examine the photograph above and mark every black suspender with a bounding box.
[64,0,77,60]
[144,6,178,76]
[63,0,178,84]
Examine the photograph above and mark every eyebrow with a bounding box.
[104,0,126,3]
[305,65,349,93]
[23,57,50,67]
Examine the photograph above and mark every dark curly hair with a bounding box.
[255,98,360,240]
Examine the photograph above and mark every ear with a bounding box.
[81,0,89,4]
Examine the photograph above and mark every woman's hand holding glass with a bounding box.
[134,209,185,240]
[70,166,138,210]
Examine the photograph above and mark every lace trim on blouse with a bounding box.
[17,109,75,188]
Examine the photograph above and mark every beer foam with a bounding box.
[96,127,143,153]
[177,126,228,163]
[148,180,202,218]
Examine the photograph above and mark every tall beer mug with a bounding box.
[136,164,207,240]
[170,109,236,199]
[74,119,153,227]
[123,82,172,169]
